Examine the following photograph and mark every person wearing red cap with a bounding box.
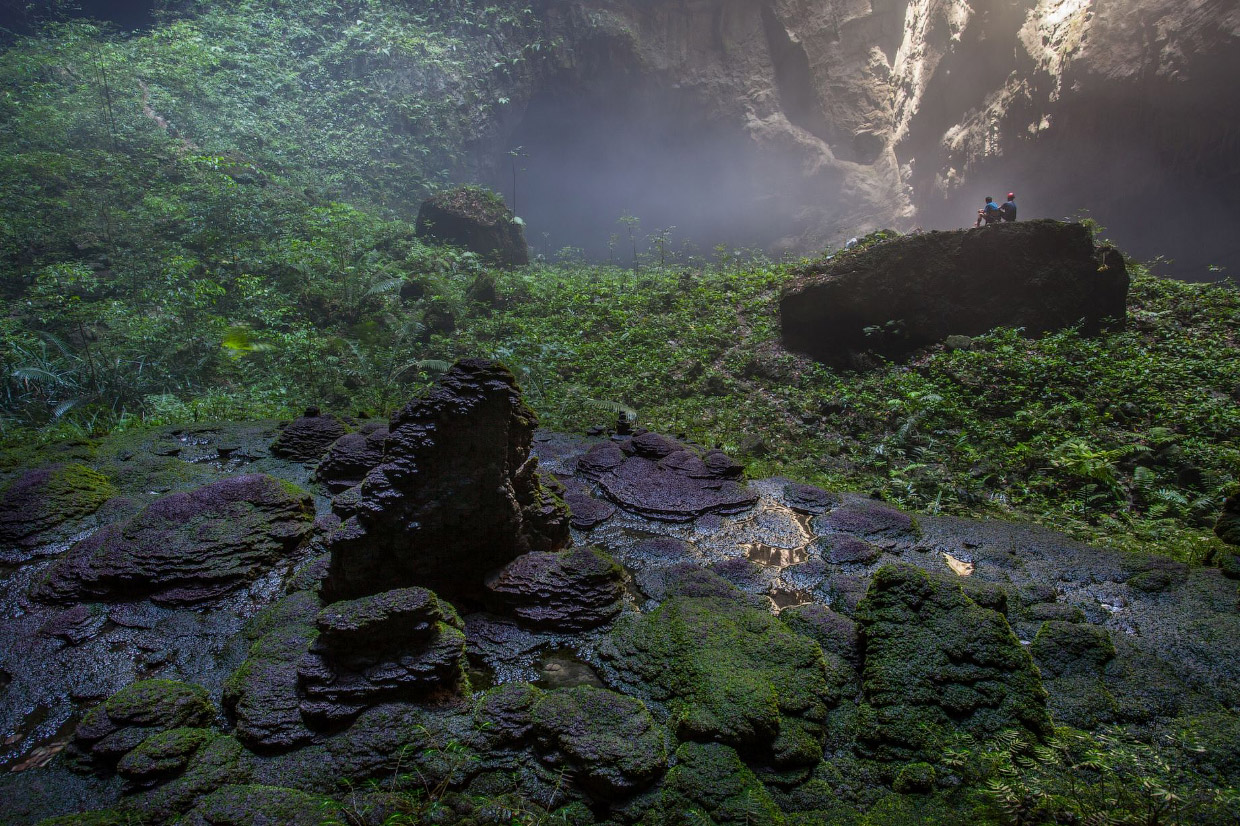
[1000,192,1017,222]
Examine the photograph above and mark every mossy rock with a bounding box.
[73,679,216,769]
[530,685,667,800]
[179,783,339,826]
[891,762,935,793]
[600,575,840,767]
[854,564,1051,764]
[116,727,218,788]
[0,463,118,557]
[34,813,132,826]
[127,736,253,824]
[105,680,214,729]
[639,741,784,826]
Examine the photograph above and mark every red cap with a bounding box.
[1007,192,1015,199]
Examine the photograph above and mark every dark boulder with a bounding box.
[311,423,388,493]
[297,587,467,724]
[415,185,529,268]
[270,409,348,464]
[0,464,118,562]
[780,220,1129,368]
[484,546,626,631]
[854,564,1051,764]
[576,435,758,523]
[34,474,314,605]
[321,359,570,603]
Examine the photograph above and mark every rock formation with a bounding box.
[484,546,627,631]
[33,474,314,605]
[415,185,529,268]
[854,564,1052,765]
[577,432,758,522]
[479,1,1240,272]
[321,359,570,603]
[0,464,117,562]
[269,408,348,464]
[297,588,468,725]
[781,220,1128,368]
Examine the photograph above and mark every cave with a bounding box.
[488,79,816,262]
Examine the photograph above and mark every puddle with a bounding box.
[1,705,77,773]
[747,543,809,567]
[943,553,975,577]
[768,586,813,613]
[534,650,603,690]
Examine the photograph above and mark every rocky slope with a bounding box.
[1,362,1238,824]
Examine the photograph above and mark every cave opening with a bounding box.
[489,80,814,263]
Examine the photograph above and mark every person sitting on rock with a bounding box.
[975,196,1002,227]
[1000,192,1017,222]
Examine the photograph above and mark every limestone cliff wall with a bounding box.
[502,0,1240,271]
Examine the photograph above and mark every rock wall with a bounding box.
[494,0,1240,272]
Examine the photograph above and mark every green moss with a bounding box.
[104,680,214,730]
[601,579,840,768]
[530,685,667,799]
[116,727,218,785]
[182,783,338,825]
[855,565,1051,765]
[42,464,118,511]
[891,762,935,793]
[642,741,784,826]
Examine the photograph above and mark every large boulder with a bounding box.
[529,685,667,800]
[599,571,844,768]
[33,474,315,605]
[780,221,1129,368]
[415,185,528,268]
[321,359,570,603]
[484,546,627,631]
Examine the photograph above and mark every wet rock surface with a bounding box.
[577,433,759,522]
[33,474,315,606]
[781,221,1129,368]
[1,396,1239,823]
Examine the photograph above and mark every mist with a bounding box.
[487,82,818,263]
